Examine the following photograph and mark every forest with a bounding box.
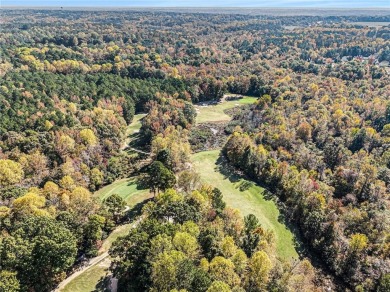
[0,8,390,292]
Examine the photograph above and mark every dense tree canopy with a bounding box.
[109,187,316,291]
[0,8,389,291]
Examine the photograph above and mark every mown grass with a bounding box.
[94,177,151,206]
[127,113,146,134]
[122,113,147,150]
[192,150,298,260]
[61,257,111,292]
[195,96,257,124]
[99,223,133,254]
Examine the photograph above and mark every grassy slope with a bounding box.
[122,113,147,150]
[195,96,257,123]
[126,113,146,135]
[192,150,298,260]
[99,223,133,254]
[61,257,111,292]
[94,177,151,206]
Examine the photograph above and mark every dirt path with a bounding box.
[128,147,150,155]
[55,219,142,292]
[53,252,109,292]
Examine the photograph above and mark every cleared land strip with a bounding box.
[192,149,298,260]
[195,95,257,124]
[54,252,109,292]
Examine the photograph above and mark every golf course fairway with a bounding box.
[192,149,298,260]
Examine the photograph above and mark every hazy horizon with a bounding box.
[3,6,390,9]
[2,0,390,8]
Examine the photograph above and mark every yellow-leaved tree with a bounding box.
[80,128,98,146]
[209,256,240,287]
[12,192,49,218]
[0,159,24,188]
[247,251,272,291]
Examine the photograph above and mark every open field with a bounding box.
[94,177,151,206]
[192,150,298,260]
[195,96,257,124]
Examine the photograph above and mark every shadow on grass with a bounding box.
[214,152,277,203]
[128,133,143,148]
[277,208,306,257]
[123,132,150,155]
[215,155,241,183]
[123,177,149,192]
[93,275,111,292]
[215,152,306,258]
[124,197,153,222]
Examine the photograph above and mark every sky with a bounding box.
[2,0,390,8]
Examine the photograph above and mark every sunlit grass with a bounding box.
[99,223,133,254]
[195,96,257,124]
[61,257,111,292]
[122,113,147,150]
[192,150,298,260]
[94,177,151,206]
[126,113,146,135]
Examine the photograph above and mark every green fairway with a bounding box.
[127,113,146,135]
[122,113,147,150]
[195,96,257,124]
[61,180,150,292]
[192,150,298,260]
[99,223,133,254]
[94,177,152,206]
[61,257,111,292]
